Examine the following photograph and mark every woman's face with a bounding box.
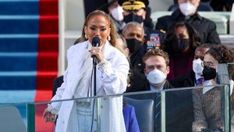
[84,15,111,46]
[203,53,219,69]
[175,26,189,39]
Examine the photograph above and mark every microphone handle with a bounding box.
[92,56,98,65]
[92,43,99,64]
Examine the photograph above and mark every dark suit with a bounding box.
[155,9,221,44]
[127,80,193,132]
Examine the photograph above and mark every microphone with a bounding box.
[91,36,100,64]
[91,36,100,47]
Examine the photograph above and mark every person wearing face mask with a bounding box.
[122,22,148,92]
[143,49,171,91]
[142,48,195,132]
[119,0,166,48]
[99,0,125,33]
[119,0,149,26]
[106,0,125,32]
[163,21,201,80]
[156,0,221,45]
[171,44,211,88]
[168,0,213,12]
[192,45,234,132]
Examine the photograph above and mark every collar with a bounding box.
[172,9,202,21]
[149,80,166,92]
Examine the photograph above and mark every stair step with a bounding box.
[37,52,58,71]
[0,90,35,103]
[0,0,39,15]
[38,34,58,52]
[0,15,58,34]
[0,34,58,52]
[0,52,57,71]
[0,34,38,52]
[39,16,58,34]
[0,71,56,90]
[36,71,57,90]
[39,0,58,16]
[0,53,37,71]
[0,71,36,90]
[0,0,58,15]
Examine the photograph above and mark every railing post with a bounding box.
[27,103,35,132]
[161,91,166,132]
[217,64,230,132]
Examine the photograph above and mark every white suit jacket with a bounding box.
[50,40,129,132]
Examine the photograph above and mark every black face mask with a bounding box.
[126,38,142,54]
[202,66,217,80]
[123,13,143,24]
[172,38,190,53]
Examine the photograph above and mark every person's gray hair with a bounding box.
[122,22,144,36]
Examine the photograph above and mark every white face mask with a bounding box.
[110,6,123,21]
[146,69,166,85]
[179,2,197,16]
[193,58,203,75]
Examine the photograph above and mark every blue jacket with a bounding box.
[123,103,140,132]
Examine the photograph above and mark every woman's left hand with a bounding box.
[89,47,104,63]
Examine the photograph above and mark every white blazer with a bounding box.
[50,41,129,132]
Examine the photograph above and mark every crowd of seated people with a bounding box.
[49,0,234,131]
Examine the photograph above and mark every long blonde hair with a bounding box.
[76,10,118,47]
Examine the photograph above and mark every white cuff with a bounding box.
[47,104,59,114]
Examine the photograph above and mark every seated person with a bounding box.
[122,22,148,92]
[142,48,194,132]
[120,0,165,45]
[192,45,234,132]
[100,0,124,32]
[170,44,211,87]
[155,0,221,44]
[162,21,201,80]
[168,0,213,11]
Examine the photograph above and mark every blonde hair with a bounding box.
[77,10,118,47]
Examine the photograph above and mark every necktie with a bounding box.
[155,93,161,131]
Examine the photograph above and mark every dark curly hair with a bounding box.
[205,45,234,63]
[162,21,201,54]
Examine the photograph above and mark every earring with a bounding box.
[108,36,111,41]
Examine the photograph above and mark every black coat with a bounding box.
[126,47,148,92]
[155,9,221,44]
[171,71,196,88]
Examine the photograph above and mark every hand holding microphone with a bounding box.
[90,36,104,63]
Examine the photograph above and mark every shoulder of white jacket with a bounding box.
[68,41,88,52]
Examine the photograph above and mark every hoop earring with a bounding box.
[108,36,111,41]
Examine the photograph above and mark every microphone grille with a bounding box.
[92,36,100,47]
